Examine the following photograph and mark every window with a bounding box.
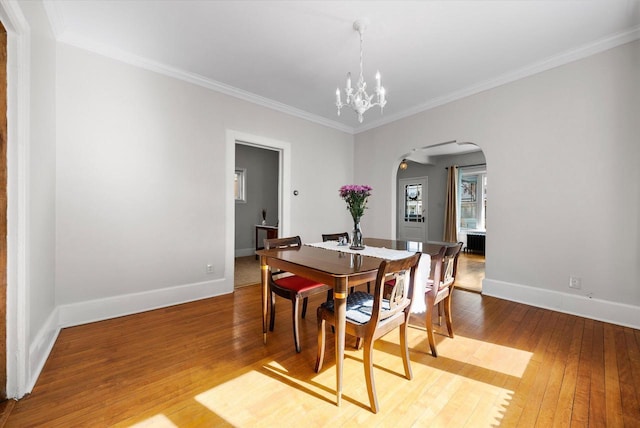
[404,183,424,222]
[234,169,246,202]
[459,170,486,230]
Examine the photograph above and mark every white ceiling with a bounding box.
[45,1,640,135]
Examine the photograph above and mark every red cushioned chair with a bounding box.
[265,236,332,353]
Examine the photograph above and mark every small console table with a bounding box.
[255,225,279,259]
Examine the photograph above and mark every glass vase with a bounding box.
[350,218,365,250]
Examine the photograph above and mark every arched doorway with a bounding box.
[396,141,486,292]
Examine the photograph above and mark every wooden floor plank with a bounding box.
[624,327,640,423]
[552,317,584,427]
[616,326,640,425]
[589,321,607,427]
[4,283,640,427]
[571,318,594,427]
[603,323,624,427]
[535,314,577,427]
[515,311,566,426]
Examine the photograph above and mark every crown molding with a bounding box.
[353,25,640,134]
[41,0,639,137]
[64,31,354,134]
[42,1,354,134]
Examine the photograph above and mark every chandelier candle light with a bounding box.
[336,19,386,123]
[339,184,372,250]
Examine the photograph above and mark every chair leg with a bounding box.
[269,291,276,331]
[363,338,379,414]
[315,313,326,372]
[426,308,438,357]
[399,318,413,380]
[438,301,443,326]
[301,296,309,318]
[292,297,301,353]
[444,294,454,338]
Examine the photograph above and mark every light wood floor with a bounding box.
[4,281,640,426]
[234,255,261,288]
[454,252,485,293]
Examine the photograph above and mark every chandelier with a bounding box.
[335,19,386,123]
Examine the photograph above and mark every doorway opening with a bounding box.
[395,141,486,293]
[226,131,291,290]
[234,142,280,288]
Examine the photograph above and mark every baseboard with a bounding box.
[483,278,640,330]
[28,307,61,393]
[57,277,233,328]
[235,248,256,258]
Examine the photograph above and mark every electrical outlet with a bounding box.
[569,276,582,289]
[206,264,214,274]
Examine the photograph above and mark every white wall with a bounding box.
[356,40,640,327]
[24,0,56,338]
[54,43,353,314]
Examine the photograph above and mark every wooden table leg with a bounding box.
[333,277,348,406]
[261,256,269,344]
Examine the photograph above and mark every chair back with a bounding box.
[264,235,302,251]
[322,232,350,244]
[264,236,303,277]
[368,253,421,327]
[432,242,463,291]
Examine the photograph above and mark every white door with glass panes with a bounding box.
[398,177,428,242]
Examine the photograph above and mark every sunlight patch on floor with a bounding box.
[129,414,177,427]
[192,332,530,425]
[195,371,266,425]
[194,366,329,425]
[436,334,532,378]
[407,364,514,426]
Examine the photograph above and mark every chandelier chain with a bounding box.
[358,29,364,85]
[335,19,386,123]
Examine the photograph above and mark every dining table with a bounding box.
[255,237,455,406]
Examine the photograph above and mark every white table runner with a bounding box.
[306,241,428,313]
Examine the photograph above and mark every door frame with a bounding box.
[226,130,291,290]
[0,0,30,399]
